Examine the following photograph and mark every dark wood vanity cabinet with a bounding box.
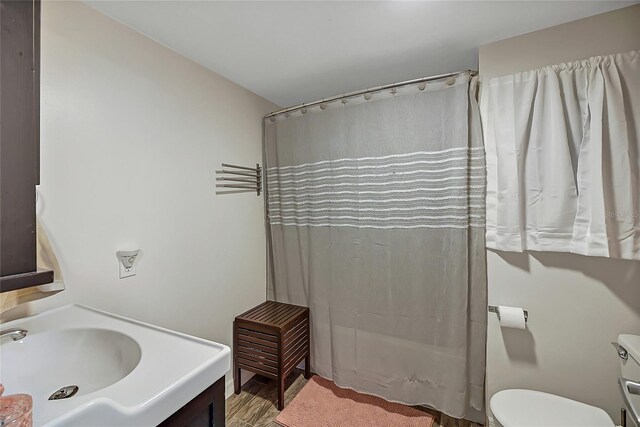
[1,0,53,292]
[159,377,226,427]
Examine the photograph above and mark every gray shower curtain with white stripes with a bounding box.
[264,74,486,422]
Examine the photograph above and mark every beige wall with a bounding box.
[2,1,278,395]
[480,5,640,425]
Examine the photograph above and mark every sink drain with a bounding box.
[49,385,79,400]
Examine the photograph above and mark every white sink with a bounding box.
[2,328,141,399]
[0,305,230,426]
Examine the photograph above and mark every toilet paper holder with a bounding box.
[488,305,528,323]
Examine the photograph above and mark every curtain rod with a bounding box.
[265,69,478,119]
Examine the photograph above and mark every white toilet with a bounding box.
[490,334,640,427]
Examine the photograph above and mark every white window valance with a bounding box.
[481,50,640,260]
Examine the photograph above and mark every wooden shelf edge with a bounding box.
[0,270,54,293]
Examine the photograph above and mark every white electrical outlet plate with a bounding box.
[119,263,136,279]
[116,249,140,279]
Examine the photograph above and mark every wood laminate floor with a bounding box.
[225,371,483,427]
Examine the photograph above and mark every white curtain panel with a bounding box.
[481,50,640,260]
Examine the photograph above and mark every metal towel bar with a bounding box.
[216,163,261,195]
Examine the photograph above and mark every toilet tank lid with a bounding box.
[619,334,640,363]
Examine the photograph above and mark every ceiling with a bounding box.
[85,1,636,107]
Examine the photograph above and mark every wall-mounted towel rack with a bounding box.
[216,163,262,196]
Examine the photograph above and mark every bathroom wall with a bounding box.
[2,1,278,394]
[479,5,640,424]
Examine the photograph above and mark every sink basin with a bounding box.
[0,305,230,426]
[1,328,141,399]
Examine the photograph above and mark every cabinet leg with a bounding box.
[277,376,285,411]
[234,366,241,395]
[304,354,310,379]
[233,320,241,395]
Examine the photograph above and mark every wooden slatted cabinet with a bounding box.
[233,301,310,410]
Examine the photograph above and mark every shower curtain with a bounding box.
[264,74,486,422]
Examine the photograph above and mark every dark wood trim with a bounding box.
[1,0,38,277]
[212,375,225,427]
[1,0,50,291]
[0,269,53,293]
[159,376,225,427]
[33,0,41,185]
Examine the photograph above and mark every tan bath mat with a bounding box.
[275,376,435,427]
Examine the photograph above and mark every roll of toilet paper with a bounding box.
[498,305,526,329]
